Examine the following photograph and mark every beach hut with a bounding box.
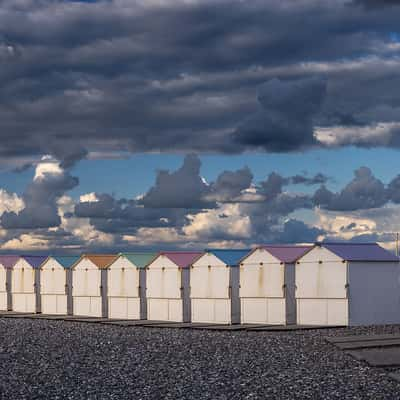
[72,254,117,317]
[296,242,400,326]
[107,252,157,320]
[0,255,19,311]
[239,245,312,325]
[190,249,250,324]
[40,256,80,315]
[146,251,202,322]
[12,255,48,313]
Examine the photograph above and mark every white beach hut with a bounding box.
[40,256,79,315]
[107,252,156,320]
[0,256,19,311]
[190,249,250,324]
[72,254,118,317]
[12,255,48,313]
[146,251,202,322]
[296,242,400,326]
[239,245,312,325]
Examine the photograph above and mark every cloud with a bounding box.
[206,166,253,202]
[276,219,324,244]
[0,189,24,216]
[141,154,214,208]
[1,156,79,229]
[313,167,387,211]
[1,0,400,166]
[232,77,327,152]
[290,173,329,186]
[351,0,400,9]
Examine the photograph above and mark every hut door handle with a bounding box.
[228,286,232,299]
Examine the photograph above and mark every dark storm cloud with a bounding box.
[351,0,400,9]
[1,1,400,164]
[1,167,79,229]
[207,166,253,202]
[74,193,189,233]
[313,167,387,211]
[232,77,327,152]
[276,219,324,244]
[290,173,329,186]
[141,154,214,209]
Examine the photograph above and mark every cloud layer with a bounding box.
[1,0,400,168]
[1,154,400,252]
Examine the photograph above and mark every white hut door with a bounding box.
[240,263,285,324]
[41,264,67,314]
[108,264,140,319]
[147,264,182,321]
[12,263,35,313]
[73,264,101,317]
[296,257,347,325]
[191,265,230,324]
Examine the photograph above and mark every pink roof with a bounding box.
[0,255,20,269]
[160,251,203,268]
[260,245,313,263]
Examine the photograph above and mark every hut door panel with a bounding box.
[0,292,7,311]
[240,264,284,298]
[147,298,169,320]
[73,296,102,317]
[191,266,229,299]
[72,269,85,296]
[42,294,67,315]
[296,262,347,299]
[0,268,6,310]
[108,297,140,320]
[0,267,6,292]
[168,299,183,322]
[73,269,100,297]
[191,299,230,323]
[12,293,35,313]
[163,269,181,299]
[108,268,139,297]
[13,268,35,294]
[241,298,285,324]
[41,269,66,295]
[297,299,348,325]
[146,269,162,298]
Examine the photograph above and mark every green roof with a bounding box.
[119,252,158,268]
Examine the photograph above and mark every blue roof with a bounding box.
[319,242,399,262]
[205,249,251,266]
[21,255,48,269]
[52,256,81,269]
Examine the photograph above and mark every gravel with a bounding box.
[0,319,400,399]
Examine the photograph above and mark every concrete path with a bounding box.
[325,334,400,344]
[248,324,345,332]
[337,339,400,350]
[347,348,400,367]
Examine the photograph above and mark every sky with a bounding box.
[1,0,400,253]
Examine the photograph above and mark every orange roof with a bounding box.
[82,254,118,269]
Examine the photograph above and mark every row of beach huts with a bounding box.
[0,242,399,326]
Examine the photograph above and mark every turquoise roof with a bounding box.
[52,256,81,269]
[206,249,251,266]
[120,252,158,268]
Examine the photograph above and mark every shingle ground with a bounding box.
[0,319,400,400]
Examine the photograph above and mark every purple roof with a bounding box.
[21,255,48,269]
[0,255,20,269]
[160,252,203,268]
[320,242,399,262]
[260,245,313,263]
